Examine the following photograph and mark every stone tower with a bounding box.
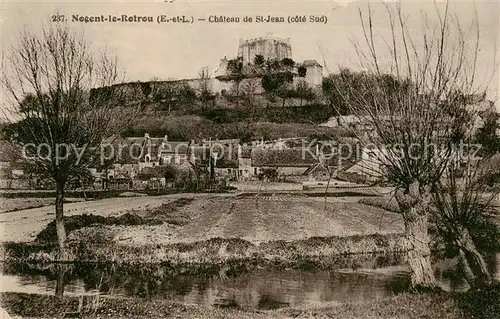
[237,34,292,65]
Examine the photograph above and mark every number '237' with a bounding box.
[52,15,65,22]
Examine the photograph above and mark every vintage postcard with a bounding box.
[0,0,499,318]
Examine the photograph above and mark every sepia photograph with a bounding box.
[0,0,499,318]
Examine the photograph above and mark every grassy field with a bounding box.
[1,194,407,266]
[0,291,469,319]
[119,195,405,246]
[55,195,406,266]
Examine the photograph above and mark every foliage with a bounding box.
[35,213,157,243]
[227,58,244,79]
[253,54,265,66]
[261,71,294,106]
[474,111,500,156]
[161,165,179,182]
[298,66,307,77]
[295,81,316,106]
[281,58,295,68]
[322,69,411,117]
[152,82,178,113]
[177,83,197,107]
[3,24,124,186]
[139,81,152,97]
[227,58,245,107]
[258,168,278,182]
[265,59,282,72]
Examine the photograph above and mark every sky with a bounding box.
[1,0,499,104]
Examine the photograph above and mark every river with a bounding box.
[1,253,498,309]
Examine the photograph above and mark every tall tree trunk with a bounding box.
[55,180,67,259]
[456,226,491,288]
[80,178,87,201]
[324,170,334,211]
[104,168,108,190]
[459,249,476,287]
[55,264,67,297]
[396,182,437,289]
[403,210,437,288]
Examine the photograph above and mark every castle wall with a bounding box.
[108,65,322,109]
[210,78,233,94]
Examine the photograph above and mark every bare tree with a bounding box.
[334,2,489,288]
[432,154,500,288]
[197,67,214,111]
[2,23,124,258]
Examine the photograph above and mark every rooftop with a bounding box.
[302,60,322,68]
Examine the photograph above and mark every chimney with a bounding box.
[144,133,150,139]
[164,135,168,141]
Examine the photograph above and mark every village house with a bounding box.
[91,133,200,190]
[237,144,333,182]
[0,140,31,189]
[339,147,387,184]
[213,159,239,181]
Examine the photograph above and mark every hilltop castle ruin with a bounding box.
[237,35,292,65]
[214,34,323,88]
[104,35,323,106]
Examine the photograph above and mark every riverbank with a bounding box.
[1,233,407,274]
[0,290,468,318]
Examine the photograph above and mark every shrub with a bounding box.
[35,213,159,243]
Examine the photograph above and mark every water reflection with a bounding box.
[1,253,498,309]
